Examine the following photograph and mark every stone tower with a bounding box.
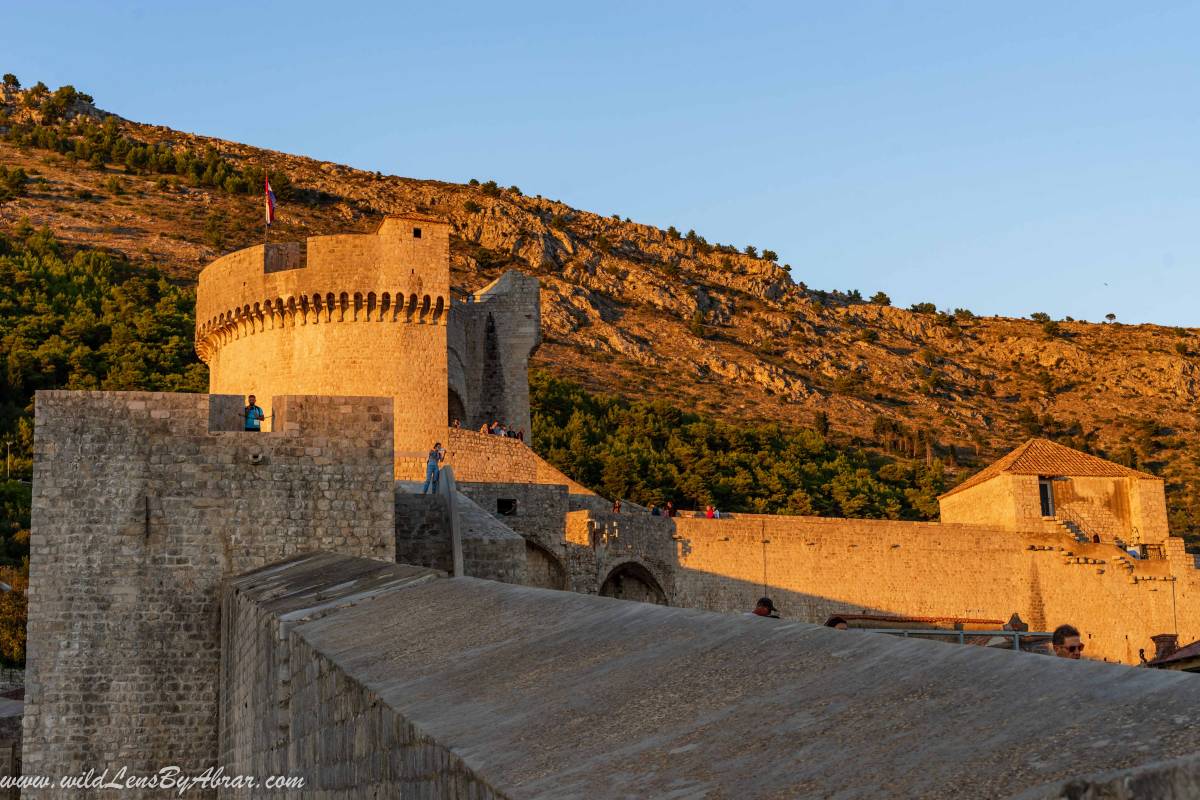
[195,216,450,477]
[195,215,540,479]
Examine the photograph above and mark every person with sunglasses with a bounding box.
[1052,624,1085,659]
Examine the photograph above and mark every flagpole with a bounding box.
[263,171,271,248]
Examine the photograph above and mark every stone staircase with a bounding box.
[1053,519,1090,544]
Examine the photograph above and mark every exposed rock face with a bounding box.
[2,85,1198,494]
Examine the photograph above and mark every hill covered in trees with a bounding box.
[1,74,1199,555]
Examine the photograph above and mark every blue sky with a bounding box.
[7,2,1199,324]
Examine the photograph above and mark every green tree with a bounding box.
[870,291,891,306]
[1,74,18,89]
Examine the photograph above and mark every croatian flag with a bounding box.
[264,175,276,226]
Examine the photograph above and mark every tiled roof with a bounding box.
[939,438,1158,499]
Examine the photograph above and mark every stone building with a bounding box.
[938,437,1169,548]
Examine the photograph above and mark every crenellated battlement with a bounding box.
[195,215,451,336]
[196,289,450,363]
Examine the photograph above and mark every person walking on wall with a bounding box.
[423,442,446,494]
[748,597,780,618]
[244,395,265,432]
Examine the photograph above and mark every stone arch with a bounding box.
[353,292,365,321]
[406,293,418,322]
[524,540,567,590]
[599,561,667,605]
[380,292,391,321]
[338,292,349,322]
[366,292,377,321]
[433,295,445,323]
[420,294,431,322]
[325,293,335,322]
[447,388,466,426]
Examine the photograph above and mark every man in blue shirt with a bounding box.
[244,395,265,432]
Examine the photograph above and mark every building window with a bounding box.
[1038,477,1055,517]
[497,498,517,516]
[413,227,422,238]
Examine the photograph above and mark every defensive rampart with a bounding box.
[195,217,451,479]
[221,551,1200,799]
[23,391,396,792]
[567,511,1200,664]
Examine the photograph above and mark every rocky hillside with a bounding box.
[3,79,1199,537]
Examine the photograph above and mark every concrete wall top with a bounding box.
[233,552,1200,800]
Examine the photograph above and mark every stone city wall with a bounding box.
[566,510,1200,664]
[217,553,498,799]
[394,486,527,584]
[220,551,1200,800]
[24,391,396,794]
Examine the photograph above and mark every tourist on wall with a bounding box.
[665,500,675,517]
[612,499,622,513]
[244,394,265,432]
[705,505,715,519]
[422,442,446,494]
[1051,624,1084,659]
[749,597,780,619]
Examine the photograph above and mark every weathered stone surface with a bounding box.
[23,391,395,792]
[394,482,526,585]
[223,553,1200,800]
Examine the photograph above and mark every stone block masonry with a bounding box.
[222,551,1200,799]
[23,391,396,795]
[566,510,1200,664]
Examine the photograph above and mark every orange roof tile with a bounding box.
[939,438,1157,499]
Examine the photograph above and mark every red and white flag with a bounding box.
[264,175,276,226]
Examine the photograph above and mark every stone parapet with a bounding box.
[23,391,396,793]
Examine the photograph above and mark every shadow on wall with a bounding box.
[568,512,905,620]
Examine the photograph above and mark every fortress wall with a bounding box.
[393,486,527,584]
[445,428,537,482]
[454,272,541,435]
[563,511,1200,664]
[24,391,396,790]
[666,514,1200,664]
[457,481,569,550]
[218,554,491,797]
[221,552,1200,800]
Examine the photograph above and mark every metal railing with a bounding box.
[863,628,1053,653]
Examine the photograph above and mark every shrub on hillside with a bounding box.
[0,166,28,201]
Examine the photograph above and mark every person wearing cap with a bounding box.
[750,597,780,618]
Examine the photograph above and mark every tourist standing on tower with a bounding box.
[244,395,265,432]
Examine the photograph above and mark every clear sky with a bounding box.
[6,2,1199,325]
